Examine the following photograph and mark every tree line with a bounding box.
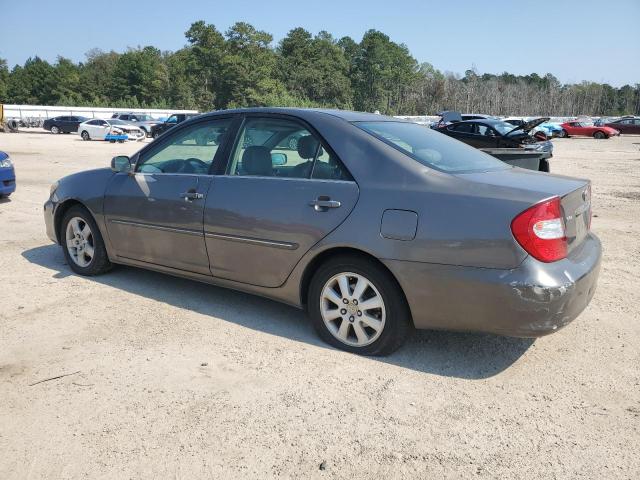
[1,21,638,117]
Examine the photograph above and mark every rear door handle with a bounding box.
[181,190,204,202]
[309,197,341,211]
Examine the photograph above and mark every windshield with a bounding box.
[109,119,131,126]
[356,121,509,173]
[491,121,522,135]
[135,115,153,121]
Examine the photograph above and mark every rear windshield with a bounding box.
[356,121,509,173]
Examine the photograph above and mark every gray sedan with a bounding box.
[44,108,601,355]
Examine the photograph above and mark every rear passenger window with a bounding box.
[227,117,352,181]
[311,146,352,181]
[450,123,474,133]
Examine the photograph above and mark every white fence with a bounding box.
[2,104,199,121]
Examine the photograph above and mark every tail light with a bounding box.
[511,197,567,262]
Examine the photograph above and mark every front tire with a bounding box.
[61,205,112,276]
[558,129,568,138]
[81,130,90,141]
[51,125,60,134]
[308,255,411,356]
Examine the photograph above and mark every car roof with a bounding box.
[198,107,404,123]
[453,118,506,125]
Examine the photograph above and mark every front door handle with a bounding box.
[181,190,204,202]
[309,197,341,212]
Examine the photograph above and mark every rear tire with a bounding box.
[81,130,90,141]
[61,205,112,276]
[593,131,606,139]
[308,255,411,356]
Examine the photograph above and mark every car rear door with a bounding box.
[103,116,234,274]
[203,114,359,288]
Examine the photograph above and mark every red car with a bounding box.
[604,117,640,135]
[559,121,620,139]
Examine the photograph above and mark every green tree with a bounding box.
[0,58,8,101]
[109,46,169,106]
[7,57,59,104]
[278,28,352,107]
[218,22,281,108]
[351,30,418,114]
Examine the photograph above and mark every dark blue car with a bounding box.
[0,151,16,197]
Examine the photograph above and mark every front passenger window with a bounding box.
[137,119,231,175]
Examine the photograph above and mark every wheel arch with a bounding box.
[54,199,89,243]
[299,246,412,319]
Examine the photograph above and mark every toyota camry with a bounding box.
[44,108,601,355]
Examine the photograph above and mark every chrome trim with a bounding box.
[204,232,298,250]
[220,175,355,184]
[110,219,203,237]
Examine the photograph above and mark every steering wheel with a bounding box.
[178,158,208,173]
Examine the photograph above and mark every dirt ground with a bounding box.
[0,130,639,479]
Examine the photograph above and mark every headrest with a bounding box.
[297,135,323,159]
[242,146,272,176]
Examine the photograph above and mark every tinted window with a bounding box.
[357,121,508,173]
[449,123,474,133]
[167,115,178,124]
[137,119,231,175]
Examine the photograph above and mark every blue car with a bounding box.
[0,151,16,197]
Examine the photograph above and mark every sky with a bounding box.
[1,0,639,87]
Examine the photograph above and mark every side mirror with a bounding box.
[111,155,132,173]
[271,153,287,166]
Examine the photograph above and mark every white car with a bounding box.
[78,119,146,142]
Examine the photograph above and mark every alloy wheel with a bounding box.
[320,272,386,347]
[65,217,95,267]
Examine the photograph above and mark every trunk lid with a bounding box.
[456,168,592,255]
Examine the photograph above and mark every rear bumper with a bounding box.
[384,233,602,337]
[0,167,16,196]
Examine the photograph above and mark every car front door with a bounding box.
[203,115,359,287]
[58,116,72,132]
[103,117,234,274]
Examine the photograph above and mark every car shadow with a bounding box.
[0,196,12,204]
[22,244,534,379]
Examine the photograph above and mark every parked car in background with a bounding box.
[111,113,160,137]
[0,151,16,198]
[43,116,90,134]
[431,111,496,129]
[559,121,620,139]
[461,113,496,121]
[604,116,640,135]
[503,117,563,139]
[44,108,601,355]
[78,119,145,142]
[151,113,199,139]
[437,118,553,163]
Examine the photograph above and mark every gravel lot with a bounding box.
[1,131,639,479]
